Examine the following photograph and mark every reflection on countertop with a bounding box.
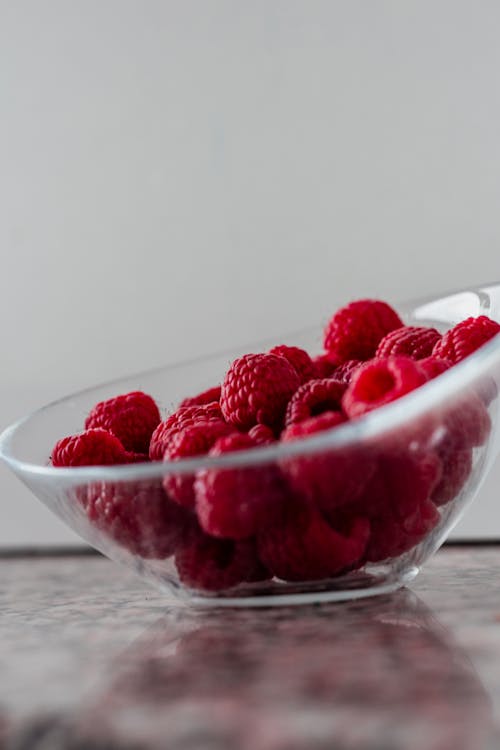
[0,546,499,749]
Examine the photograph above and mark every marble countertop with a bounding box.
[1,546,499,749]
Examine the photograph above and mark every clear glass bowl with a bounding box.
[2,282,500,607]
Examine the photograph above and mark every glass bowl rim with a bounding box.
[1,280,500,483]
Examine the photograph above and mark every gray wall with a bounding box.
[1,1,499,545]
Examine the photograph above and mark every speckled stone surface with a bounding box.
[0,546,499,749]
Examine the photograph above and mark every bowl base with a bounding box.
[153,566,421,608]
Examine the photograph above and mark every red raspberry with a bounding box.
[323,299,403,364]
[331,360,364,385]
[248,424,276,445]
[86,480,190,558]
[283,410,345,439]
[175,527,269,591]
[418,356,452,380]
[269,345,316,384]
[220,353,300,431]
[195,433,287,539]
[52,429,131,467]
[281,412,374,512]
[312,353,338,378]
[149,403,223,461]
[163,421,234,509]
[433,315,500,364]
[85,391,160,454]
[333,447,442,563]
[432,448,472,507]
[359,449,441,521]
[376,326,442,360]
[285,378,347,427]
[342,356,427,419]
[365,498,440,563]
[179,386,221,408]
[421,392,488,509]
[441,392,491,450]
[258,502,369,582]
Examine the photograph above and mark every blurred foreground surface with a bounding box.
[0,545,499,749]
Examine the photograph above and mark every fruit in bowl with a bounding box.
[2,282,500,606]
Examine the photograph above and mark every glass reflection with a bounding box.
[64,590,495,750]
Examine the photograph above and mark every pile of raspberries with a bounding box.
[52,300,500,592]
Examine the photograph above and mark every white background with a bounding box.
[1,1,500,546]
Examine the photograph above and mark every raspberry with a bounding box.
[365,498,439,563]
[285,378,347,427]
[268,345,316,384]
[419,392,488,508]
[331,360,364,385]
[336,448,442,563]
[52,428,131,467]
[163,421,234,509]
[179,386,221,408]
[432,448,472,507]
[418,356,452,380]
[175,527,269,591]
[342,356,427,419]
[258,503,369,582]
[376,326,442,360]
[281,412,374,511]
[220,353,300,431]
[248,424,276,445]
[312,353,338,378]
[86,480,190,558]
[85,391,160,454]
[433,315,500,364]
[441,392,491,450]
[351,449,442,523]
[323,299,403,364]
[149,403,223,461]
[283,410,345,440]
[195,433,287,539]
